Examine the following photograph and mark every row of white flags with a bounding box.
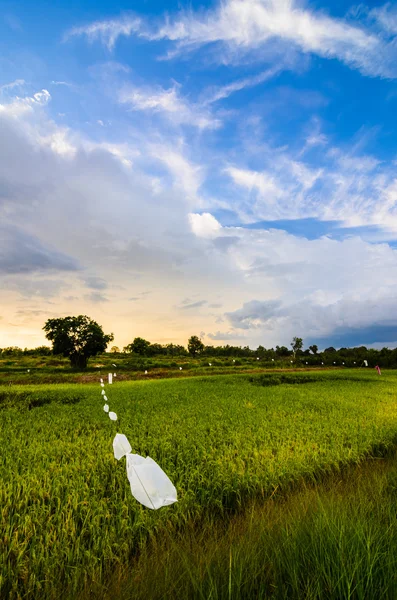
[100,373,178,510]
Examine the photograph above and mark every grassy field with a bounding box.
[118,449,397,600]
[0,352,356,385]
[1,369,397,598]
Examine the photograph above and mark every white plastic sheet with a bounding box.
[109,411,117,421]
[113,433,132,460]
[103,404,109,413]
[108,373,113,385]
[126,453,178,510]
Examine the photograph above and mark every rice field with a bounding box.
[1,369,397,599]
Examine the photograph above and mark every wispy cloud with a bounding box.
[202,66,282,104]
[119,83,221,129]
[64,14,141,50]
[207,330,246,340]
[66,1,397,78]
[0,79,26,93]
[178,299,207,310]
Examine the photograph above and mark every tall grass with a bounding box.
[107,451,397,599]
[1,371,397,598]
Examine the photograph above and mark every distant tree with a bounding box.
[188,335,205,357]
[110,346,120,353]
[275,345,290,357]
[43,315,113,369]
[1,346,23,356]
[129,337,151,356]
[309,344,318,355]
[35,345,52,355]
[324,347,336,354]
[291,337,303,356]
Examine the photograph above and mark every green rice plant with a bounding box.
[1,370,397,598]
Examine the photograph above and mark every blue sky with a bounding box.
[2,0,397,350]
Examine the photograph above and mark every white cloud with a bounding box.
[119,84,221,129]
[189,213,222,238]
[148,142,205,203]
[0,79,26,93]
[65,14,142,50]
[222,136,397,232]
[67,1,397,78]
[370,4,397,36]
[202,66,282,104]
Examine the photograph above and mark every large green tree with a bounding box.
[188,335,204,357]
[43,315,113,369]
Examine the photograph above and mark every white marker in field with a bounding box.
[179,367,182,371]
[322,362,324,365]
[103,404,109,413]
[257,357,259,360]
[209,363,212,366]
[100,378,103,383]
[145,370,148,375]
[233,360,235,363]
[272,359,274,362]
[101,390,105,396]
[112,363,116,367]
[114,373,116,377]
[109,411,117,421]
[108,373,113,385]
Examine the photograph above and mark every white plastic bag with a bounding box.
[126,453,178,510]
[113,433,132,460]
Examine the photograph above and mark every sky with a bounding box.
[2,0,397,351]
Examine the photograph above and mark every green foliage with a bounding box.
[125,337,151,356]
[122,451,397,600]
[2,371,397,598]
[188,335,204,356]
[43,315,113,369]
[291,336,303,355]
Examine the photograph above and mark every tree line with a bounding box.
[0,316,396,369]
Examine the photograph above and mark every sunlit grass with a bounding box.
[1,370,397,598]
